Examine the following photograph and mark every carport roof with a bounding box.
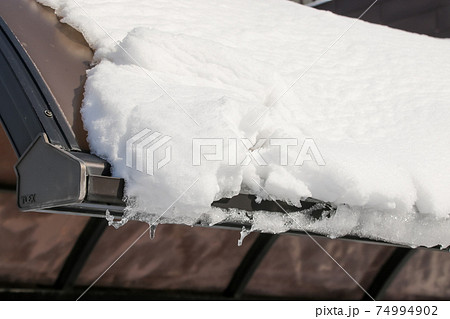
[0,0,449,301]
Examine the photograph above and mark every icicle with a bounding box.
[149,224,157,239]
[105,209,114,224]
[105,209,128,229]
[238,226,250,246]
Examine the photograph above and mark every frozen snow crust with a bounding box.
[38,0,450,248]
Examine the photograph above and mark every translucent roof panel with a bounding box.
[384,249,450,300]
[76,223,257,292]
[245,235,394,300]
[0,192,89,287]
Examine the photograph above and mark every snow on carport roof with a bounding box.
[36,0,450,248]
[1,0,450,301]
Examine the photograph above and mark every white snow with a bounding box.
[38,0,450,248]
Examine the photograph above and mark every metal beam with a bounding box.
[0,17,79,156]
[363,247,416,300]
[54,217,108,290]
[224,233,279,298]
[0,184,15,192]
[0,287,295,301]
[212,221,448,252]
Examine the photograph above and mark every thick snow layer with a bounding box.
[38,0,450,247]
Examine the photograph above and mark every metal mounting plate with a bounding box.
[15,134,86,210]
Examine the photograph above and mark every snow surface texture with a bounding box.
[38,0,450,248]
